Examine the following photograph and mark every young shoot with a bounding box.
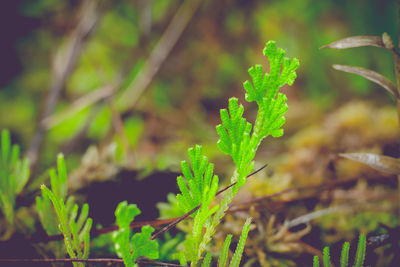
[175,41,299,266]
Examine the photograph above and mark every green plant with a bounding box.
[313,234,366,267]
[175,40,299,266]
[112,201,159,267]
[37,154,93,267]
[0,129,30,224]
[0,40,297,266]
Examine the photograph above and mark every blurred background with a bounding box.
[1,0,400,265]
[1,0,397,171]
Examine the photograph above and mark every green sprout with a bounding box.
[112,201,159,267]
[0,129,30,224]
[175,41,299,266]
[37,154,92,267]
[313,234,367,267]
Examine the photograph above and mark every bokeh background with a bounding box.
[1,0,397,170]
[1,0,400,266]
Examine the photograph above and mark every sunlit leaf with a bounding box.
[332,65,399,98]
[339,153,400,174]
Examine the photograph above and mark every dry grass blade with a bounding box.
[332,64,399,98]
[320,36,385,49]
[339,153,400,174]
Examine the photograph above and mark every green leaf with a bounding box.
[243,41,299,142]
[230,218,252,267]
[115,201,141,229]
[176,41,298,266]
[216,98,252,168]
[113,201,159,267]
[313,256,320,267]
[176,145,219,214]
[353,234,366,267]
[1,130,10,165]
[131,225,159,261]
[341,241,350,267]
[0,129,30,223]
[323,246,332,267]
[201,252,212,267]
[39,156,92,266]
[219,234,232,267]
[36,195,59,235]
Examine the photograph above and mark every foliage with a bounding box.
[0,129,30,224]
[37,154,93,267]
[313,234,366,267]
[228,217,252,267]
[112,201,159,267]
[176,145,219,216]
[1,0,397,264]
[176,41,299,266]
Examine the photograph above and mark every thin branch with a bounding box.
[228,174,397,212]
[29,165,395,243]
[42,85,114,129]
[29,164,268,243]
[26,0,99,169]
[150,164,268,240]
[284,205,349,228]
[151,206,198,240]
[0,258,186,267]
[116,0,202,112]
[39,0,202,145]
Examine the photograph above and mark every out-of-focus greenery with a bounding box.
[1,0,399,266]
[1,0,397,171]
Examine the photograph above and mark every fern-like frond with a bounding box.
[131,225,159,261]
[353,234,366,267]
[323,246,332,267]
[0,129,30,223]
[216,98,252,168]
[341,241,350,267]
[243,41,299,142]
[176,145,219,214]
[38,154,92,267]
[218,234,232,267]
[243,41,298,105]
[313,256,320,267]
[229,217,252,267]
[113,201,159,267]
[201,252,212,267]
[41,184,93,267]
[174,41,298,267]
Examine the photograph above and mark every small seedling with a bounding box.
[174,41,299,266]
[112,201,159,267]
[37,154,93,267]
[0,129,30,224]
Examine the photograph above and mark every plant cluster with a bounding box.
[37,154,93,266]
[313,234,366,267]
[0,41,300,266]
